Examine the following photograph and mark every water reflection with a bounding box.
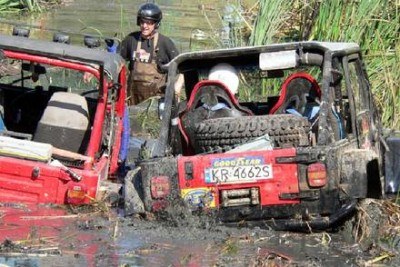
[0,203,119,266]
[0,202,364,267]
[0,0,227,52]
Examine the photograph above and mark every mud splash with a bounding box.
[116,213,366,266]
[0,200,399,266]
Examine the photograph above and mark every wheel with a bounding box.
[193,114,311,153]
[123,168,145,216]
[339,199,384,251]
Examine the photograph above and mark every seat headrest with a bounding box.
[269,72,320,115]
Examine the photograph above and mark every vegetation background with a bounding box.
[1,0,399,130]
[228,0,399,130]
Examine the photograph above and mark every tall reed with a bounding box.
[0,0,21,13]
[308,0,399,129]
[248,0,399,129]
[22,0,41,12]
[249,0,292,46]
[0,0,42,13]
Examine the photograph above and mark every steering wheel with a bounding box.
[80,89,99,99]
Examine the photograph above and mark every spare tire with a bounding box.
[194,114,311,153]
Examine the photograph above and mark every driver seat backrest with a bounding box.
[34,92,90,154]
[178,80,252,154]
[269,72,321,115]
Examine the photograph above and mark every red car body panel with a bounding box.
[0,35,127,204]
[0,155,110,204]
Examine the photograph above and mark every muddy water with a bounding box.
[0,0,226,52]
[0,204,365,267]
[0,1,385,266]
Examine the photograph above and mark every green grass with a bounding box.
[0,0,44,13]
[308,0,399,129]
[249,0,292,46]
[0,0,21,13]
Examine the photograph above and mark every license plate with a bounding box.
[205,164,273,184]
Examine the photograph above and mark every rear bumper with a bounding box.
[221,200,357,231]
[141,154,357,231]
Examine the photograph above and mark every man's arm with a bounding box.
[120,33,139,61]
[164,36,179,62]
[174,74,184,101]
[119,36,130,60]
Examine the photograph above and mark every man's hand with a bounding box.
[174,74,184,102]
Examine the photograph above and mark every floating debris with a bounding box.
[0,239,61,257]
[191,29,208,41]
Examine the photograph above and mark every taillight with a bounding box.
[150,176,171,199]
[151,200,168,211]
[67,184,88,204]
[307,162,327,187]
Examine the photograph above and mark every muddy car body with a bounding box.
[127,41,398,230]
[0,34,127,204]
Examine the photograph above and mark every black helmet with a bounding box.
[137,3,162,28]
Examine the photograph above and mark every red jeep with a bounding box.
[125,41,400,230]
[0,33,127,204]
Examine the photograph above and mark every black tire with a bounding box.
[339,199,383,251]
[123,168,145,216]
[194,114,310,153]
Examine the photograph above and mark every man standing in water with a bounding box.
[120,2,180,105]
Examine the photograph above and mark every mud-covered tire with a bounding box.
[194,114,310,153]
[339,199,384,250]
[123,168,145,216]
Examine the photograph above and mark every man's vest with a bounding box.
[127,32,167,105]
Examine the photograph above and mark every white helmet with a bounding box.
[208,63,239,95]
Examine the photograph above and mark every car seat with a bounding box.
[178,80,252,154]
[33,92,90,154]
[269,72,321,116]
